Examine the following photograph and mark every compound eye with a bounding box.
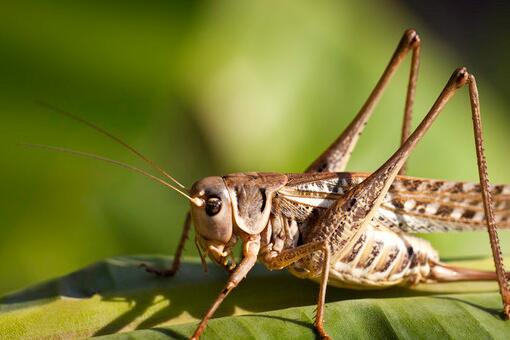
[205,197,222,216]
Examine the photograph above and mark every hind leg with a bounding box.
[306,29,420,174]
[429,260,510,283]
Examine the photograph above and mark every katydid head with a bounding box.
[188,173,288,269]
[189,176,237,269]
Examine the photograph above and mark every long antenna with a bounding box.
[21,143,203,206]
[37,101,186,189]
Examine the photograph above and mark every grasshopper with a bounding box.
[30,29,510,339]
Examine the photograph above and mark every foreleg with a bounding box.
[190,236,260,339]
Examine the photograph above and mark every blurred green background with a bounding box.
[1,1,509,296]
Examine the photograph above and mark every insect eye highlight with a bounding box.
[205,197,222,216]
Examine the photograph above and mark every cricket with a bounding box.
[29,29,510,339]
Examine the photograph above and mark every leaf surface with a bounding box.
[1,256,509,339]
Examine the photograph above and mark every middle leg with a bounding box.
[262,240,332,339]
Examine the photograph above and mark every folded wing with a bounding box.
[378,177,510,233]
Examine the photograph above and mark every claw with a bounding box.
[315,327,332,340]
[139,263,176,277]
[315,321,331,340]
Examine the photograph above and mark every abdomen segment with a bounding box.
[315,225,439,289]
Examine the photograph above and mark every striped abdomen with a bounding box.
[288,223,438,288]
[326,225,437,288]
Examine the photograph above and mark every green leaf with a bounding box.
[1,256,509,339]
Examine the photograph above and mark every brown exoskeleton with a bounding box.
[30,29,510,339]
